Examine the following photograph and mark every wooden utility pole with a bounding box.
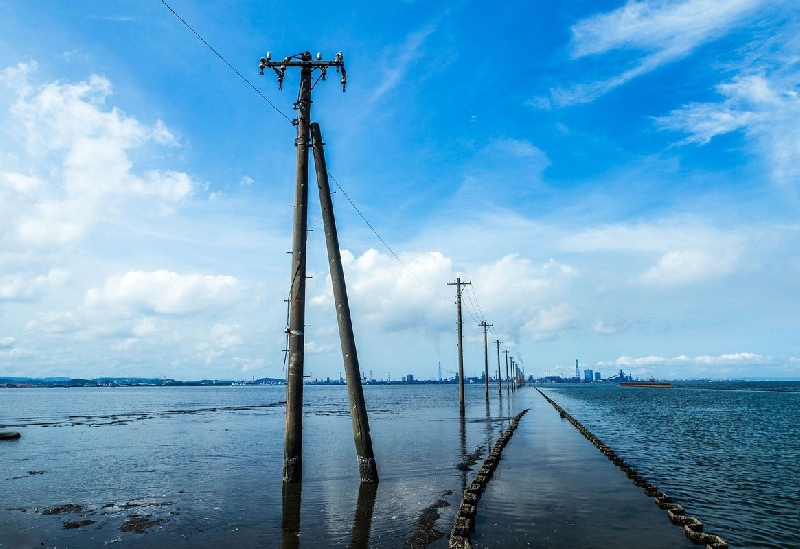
[495,340,502,395]
[311,122,378,484]
[260,50,346,484]
[479,321,492,402]
[448,278,471,415]
[504,350,510,393]
[510,357,516,392]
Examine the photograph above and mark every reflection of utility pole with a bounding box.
[495,340,502,395]
[260,50,346,485]
[479,321,492,402]
[448,277,471,415]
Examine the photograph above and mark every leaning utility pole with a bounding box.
[448,278,471,415]
[479,321,492,402]
[260,50,346,484]
[311,122,378,484]
[495,340,502,395]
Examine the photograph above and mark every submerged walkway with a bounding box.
[464,388,694,549]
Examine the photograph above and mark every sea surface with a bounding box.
[1,383,523,548]
[1,381,798,548]
[537,381,800,549]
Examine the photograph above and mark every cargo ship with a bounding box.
[620,380,671,388]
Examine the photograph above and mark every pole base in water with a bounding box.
[358,456,379,484]
[283,456,302,484]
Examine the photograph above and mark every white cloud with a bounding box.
[25,311,81,334]
[554,0,760,105]
[232,356,266,373]
[521,303,580,341]
[310,250,581,346]
[132,318,156,337]
[570,0,758,59]
[112,338,139,351]
[599,352,774,368]
[559,219,743,286]
[0,63,194,249]
[592,320,634,335]
[305,341,337,354]
[657,74,800,185]
[0,336,15,348]
[638,247,738,286]
[316,248,454,334]
[0,269,69,301]
[85,270,239,316]
[484,137,550,162]
[369,24,438,106]
[195,323,244,364]
[595,352,791,378]
[470,255,578,341]
[4,348,33,358]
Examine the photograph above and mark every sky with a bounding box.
[1,0,799,382]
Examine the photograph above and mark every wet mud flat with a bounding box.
[2,497,176,548]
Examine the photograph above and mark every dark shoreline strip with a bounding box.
[448,409,529,549]
[535,387,729,549]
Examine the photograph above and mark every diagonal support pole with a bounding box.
[311,122,379,484]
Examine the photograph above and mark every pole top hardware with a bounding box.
[259,50,347,92]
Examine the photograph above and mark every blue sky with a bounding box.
[1,0,799,381]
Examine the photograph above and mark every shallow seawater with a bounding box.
[3,382,795,548]
[0,384,520,548]
[539,382,800,549]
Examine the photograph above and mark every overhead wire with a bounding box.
[160,1,515,361]
[160,0,293,125]
[328,172,449,303]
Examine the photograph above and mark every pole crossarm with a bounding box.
[260,51,347,92]
[260,48,346,485]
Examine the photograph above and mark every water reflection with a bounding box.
[280,483,302,549]
[484,399,493,450]
[459,412,467,492]
[348,483,378,549]
[281,479,378,548]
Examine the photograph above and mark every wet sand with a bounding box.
[468,389,695,548]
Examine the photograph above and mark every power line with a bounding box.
[160,0,293,124]
[328,172,448,303]
[467,285,488,324]
[162,1,450,308]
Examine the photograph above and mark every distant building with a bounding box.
[595,371,601,381]
[406,374,414,383]
[584,369,594,382]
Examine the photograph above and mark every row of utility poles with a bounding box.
[448,278,525,415]
[262,48,526,485]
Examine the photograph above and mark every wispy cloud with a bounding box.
[367,23,439,107]
[552,0,760,105]
[657,73,800,186]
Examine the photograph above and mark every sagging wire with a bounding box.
[328,171,449,303]
[160,0,293,125]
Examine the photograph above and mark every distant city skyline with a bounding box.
[1,1,799,381]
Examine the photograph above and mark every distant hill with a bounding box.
[0,377,285,388]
